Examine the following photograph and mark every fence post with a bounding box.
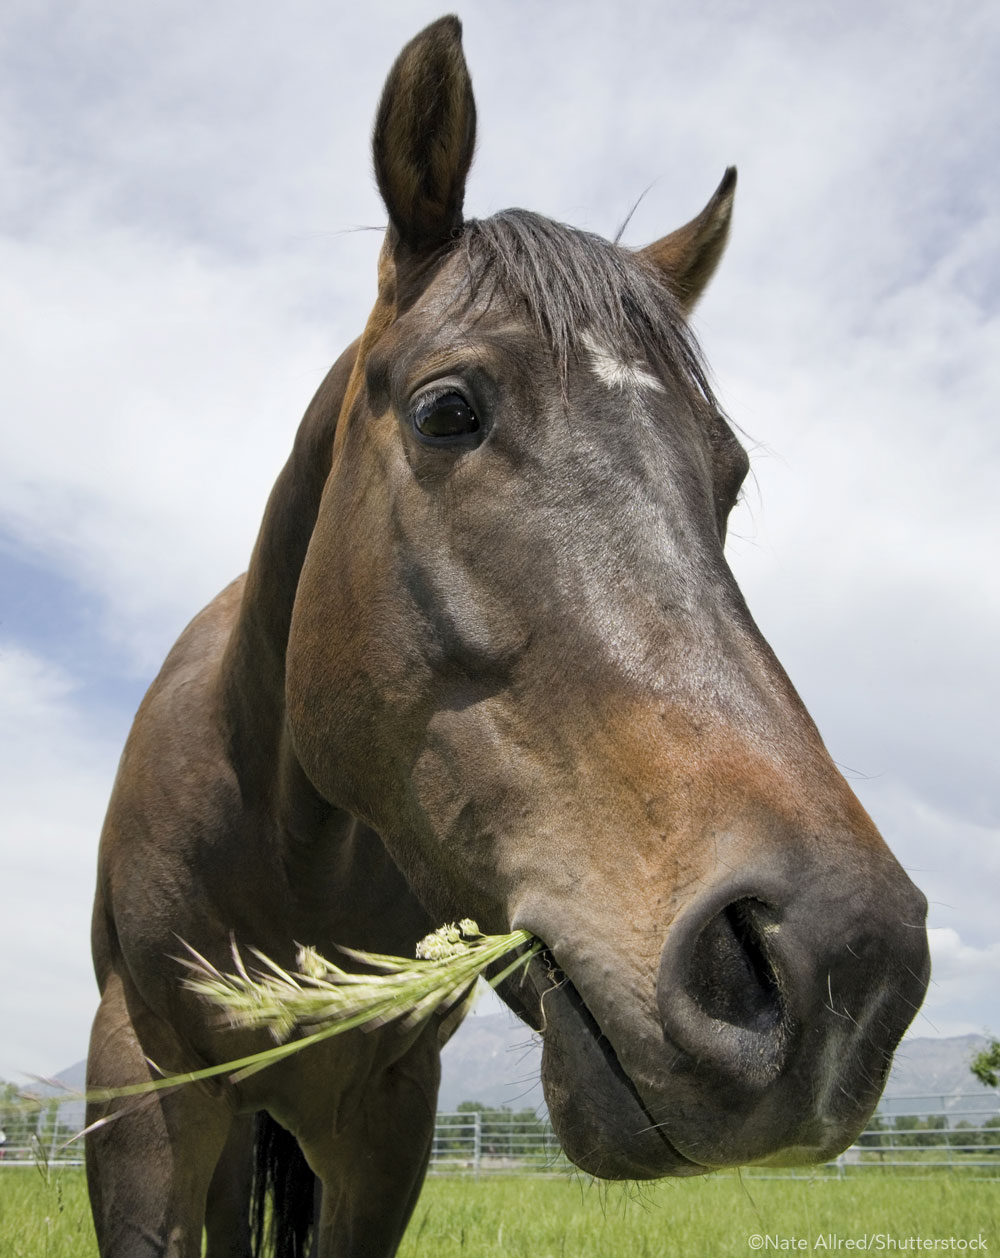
[473,1110,482,1179]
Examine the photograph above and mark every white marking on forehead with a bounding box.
[581,331,664,395]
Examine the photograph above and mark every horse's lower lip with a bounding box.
[548,958,700,1154]
[514,948,705,1178]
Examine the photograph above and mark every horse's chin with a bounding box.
[523,971,707,1180]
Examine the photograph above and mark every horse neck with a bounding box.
[220,341,358,824]
[216,338,437,951]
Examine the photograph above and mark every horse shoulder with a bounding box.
[93,576,273,995]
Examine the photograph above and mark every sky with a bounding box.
[1,0,997,1083]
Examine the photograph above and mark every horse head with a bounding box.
[284,16,929,1178]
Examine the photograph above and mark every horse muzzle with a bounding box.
[512,851,930,1178]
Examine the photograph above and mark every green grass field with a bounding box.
[1,1169,997,1257]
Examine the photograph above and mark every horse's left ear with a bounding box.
[640,167,737,312]
[373,16,476,256]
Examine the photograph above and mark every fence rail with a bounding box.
[2,1094,998,1177]
[427,1097,1000,1178]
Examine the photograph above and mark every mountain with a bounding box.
[440,1017,998,1115]
[439,1010,544,1111]
[29,1031,996,1122]
[876,1034,998,1114]
[30,1059,87,1134]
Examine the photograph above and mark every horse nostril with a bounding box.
[685,898,783,1034]
[657,892,791,1084]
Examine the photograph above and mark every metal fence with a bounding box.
[430,1109,570,1176]
[1,1094,998,1177]
[426,1096,1000,1178]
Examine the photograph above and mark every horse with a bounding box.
[85,15,930,1258]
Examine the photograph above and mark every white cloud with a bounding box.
[856,777,1000,945]
[919,929,1000,1037]
[0,226,377,671]
[0,648,120,1078]
[928,929,1000,988]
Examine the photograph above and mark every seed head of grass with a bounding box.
[176,921,541,1080]
[14,921,540,1127]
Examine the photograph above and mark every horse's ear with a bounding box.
[640,167,737,312]
[373,16,476,255]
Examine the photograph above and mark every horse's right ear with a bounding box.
[373,16,476,256]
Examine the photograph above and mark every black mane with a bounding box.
[461,208,719,412]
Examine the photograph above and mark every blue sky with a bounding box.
[1,0,998,1080]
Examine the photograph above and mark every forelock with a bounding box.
[457,209,719,413]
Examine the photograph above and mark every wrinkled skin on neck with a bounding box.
[286,248,929,1175]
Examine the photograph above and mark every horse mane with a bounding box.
[460,208,720,413]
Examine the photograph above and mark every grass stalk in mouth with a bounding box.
[15,922,540,1122]
[179,920,540,1082]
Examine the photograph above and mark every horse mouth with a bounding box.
[495,896,928,1176]
[498,947,706,1179]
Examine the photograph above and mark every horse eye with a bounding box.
[412,391,480,441]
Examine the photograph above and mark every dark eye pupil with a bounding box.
[414,391,479,439]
